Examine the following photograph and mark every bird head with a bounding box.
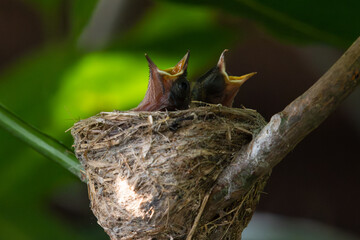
[216,49,256,107]
[134,51,190,111]
[192,49,256,107]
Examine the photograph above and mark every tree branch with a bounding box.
[203,36,360,220]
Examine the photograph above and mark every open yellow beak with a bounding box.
[160,50,190,79]
[217,49,256,86]
[228,72,257,85]
[145,51,190,94]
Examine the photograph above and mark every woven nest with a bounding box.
[71,105,267,240]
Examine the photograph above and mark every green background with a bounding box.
[0,0,359,239]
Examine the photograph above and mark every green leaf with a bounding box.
[0,103,83,179]
[162,0,360,48]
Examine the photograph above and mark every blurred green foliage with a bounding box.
[0,0,359,239]
[165,0,360,48]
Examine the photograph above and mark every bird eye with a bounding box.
[179,81,189,90]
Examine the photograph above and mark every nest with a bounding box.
[71,105,267,240]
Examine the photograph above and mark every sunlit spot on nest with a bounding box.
[115,177,152,218]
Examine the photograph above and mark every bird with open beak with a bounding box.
[192,49,256,107]
[133,51,191,111]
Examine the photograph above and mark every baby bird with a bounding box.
[134,51,191,111]
[192,49,256,107]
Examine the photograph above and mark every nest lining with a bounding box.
[71,105,267,240]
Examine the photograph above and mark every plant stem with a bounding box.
[0,103,84,181]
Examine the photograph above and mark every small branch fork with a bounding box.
[202,37,360,221]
